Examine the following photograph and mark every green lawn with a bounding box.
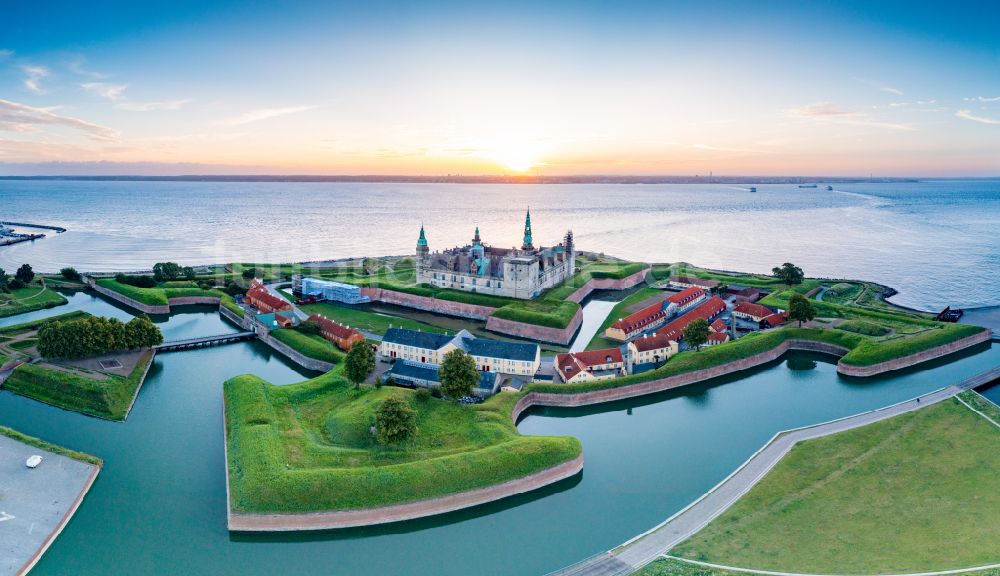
[638,558,1000,576]
[0,310,90,337]
[224,370,581,513]
[300,302,448,336]
[95,278,225,307]
[269,328,344,364]
[671,398,1000,574]
[0,284,68,318]
[0,426,103,466]
[2,350,154,420]
[585,287,663,350]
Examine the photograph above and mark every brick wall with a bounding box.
[361,287,496,320]
[837,329,991,377]
[485,308,584,345]
[566,268,651,303]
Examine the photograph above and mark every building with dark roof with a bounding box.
[379,328,540,376]
[669,275,720,290]
[381,360,501,397]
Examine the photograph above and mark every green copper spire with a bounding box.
[473,226,481,244]
[522,208,533,249]
[417,224,428,247]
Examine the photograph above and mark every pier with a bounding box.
[0,221,67,233]
[154,331,256,352]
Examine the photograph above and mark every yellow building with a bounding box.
[379,328,539,376]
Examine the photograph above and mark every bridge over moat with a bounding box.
[154,331,256,352]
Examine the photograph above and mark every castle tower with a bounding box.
[521,208,534,251]
[416,224,430,263]
[472,226,481,245]
[564,229,576,276]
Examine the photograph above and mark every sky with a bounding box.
[1,0,999,177]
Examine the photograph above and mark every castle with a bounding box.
[416,210,576,299]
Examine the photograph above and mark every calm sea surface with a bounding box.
[1,180,998,309]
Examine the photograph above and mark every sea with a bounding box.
[1,179,998,311]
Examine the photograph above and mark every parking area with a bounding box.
[0,434,99,576]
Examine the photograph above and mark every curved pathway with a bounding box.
[547,365,1000,576]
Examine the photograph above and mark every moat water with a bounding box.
[2,180,999,310]
[1,298,997,575]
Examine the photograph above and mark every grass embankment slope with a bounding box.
[3,350,154,420]
[639,558,1000,576]
[95,278,226,306]
[585,287,664,350]
[670,398,1000,574]
[0,426,103,466]
[268,328,345,364]
[225,369,581,513]
[300,301,448,336]
[0,282,67,318]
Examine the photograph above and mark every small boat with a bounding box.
[26,455,43,468]
[826,185,833,191]
[749,187,757,193]
[798,184,818,188]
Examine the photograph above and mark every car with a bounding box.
[26,455,43,468]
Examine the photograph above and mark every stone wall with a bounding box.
[837,329,991,377]
[360,287,496,320]
[166,295,222,307]
[485,309,584,345]
[257,331,335,373]
[565,268,651,303]
[512,339,851,420]
[227,454,583,531]
[219,304,253,330]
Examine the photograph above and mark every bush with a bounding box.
[60,267,81,281]
[837,320,891,337]
[415,387,431,401]
[8,278,25,290]
[38,315,163,359]
[374,396,417,445]
[114,273,157,288]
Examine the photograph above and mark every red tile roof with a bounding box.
[708,332,730,342]
[760,312,787,327]
[710,318,727,333]
[632,330,675,352]
[611,287,708,335]
[670,275,720,288]
[245,280,292,312]
[667,286,706,305]
[659,297,727,342]
[733,302,773,319]
[555,348,623,379]
[308,314,363,341]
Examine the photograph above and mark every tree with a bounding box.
[182,266,196,280]
[439,349,478,400]
[15,264,34,284]
[0,267,8,292]
[374,396,417,445]
[60,267,81,281]
[299,320,321,335]
[772,262,804,287]
[683,318,710,350]
[124,315,164,348]
[241,267,258,280]
[344,342,375,389]
[787,293,817,327]
[152,262,183,282]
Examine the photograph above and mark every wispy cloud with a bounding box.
[887,99,937,108]
[81,82,192,112]
[855,78,903,96]
[0,98,119,141]
[963,96,1000,103]
[955,109,1000,125]
[221,105,318,126]
[21,65,50,94]
[81,82,128,101]
[66,57,108,79]
[0,49,13,59]
[117,99,193,112]
[785,101,915,131]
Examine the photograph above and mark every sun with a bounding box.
[493,152,540,172]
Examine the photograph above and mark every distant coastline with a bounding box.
[0,174,932,184]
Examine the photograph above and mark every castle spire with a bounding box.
[473,226,481,245]
[417,223,428,247]
[521,207,533,250]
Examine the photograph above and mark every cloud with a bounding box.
[955,109,1000,125]
[0,98,119,141]
[785,101,915,131]
[21,65,50,94]
[887,100,937,108]
[963,96,1000,103]
[81,82,128,101]
[0,49,13,59]
[81,82,191,111]
[221,105,318,126]
[855,78,903,96]
[117,99,192,112]
[66,57,108,79]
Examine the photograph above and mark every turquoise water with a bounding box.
[0,300,996,575]
[1,180,998,309]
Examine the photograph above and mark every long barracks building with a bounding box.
[379,328,540,376]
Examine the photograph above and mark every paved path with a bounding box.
[547,365,1000,576]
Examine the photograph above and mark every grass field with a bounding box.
[224,369,581,513]
[0,426,103,466]
[300,302,447,335]
[0,310,90,337]
[670,398,1000,574]
[3,350,154,420]
[269,328,345,364]
[638,558,1000,576]
[0,283,68,318]
[95,278,225,307]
